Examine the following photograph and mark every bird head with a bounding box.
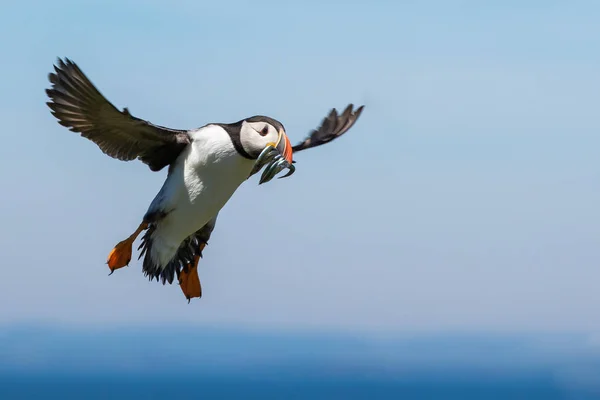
[241,116,295,184]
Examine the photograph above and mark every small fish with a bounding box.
[249,145,295,184]
[248,146,279,177]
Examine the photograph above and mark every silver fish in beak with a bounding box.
[248,129,295,184]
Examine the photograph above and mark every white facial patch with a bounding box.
[239,121,279,157]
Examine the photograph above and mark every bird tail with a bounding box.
[138,222,214,285]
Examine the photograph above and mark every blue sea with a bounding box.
[0,374,582,399]
[0,327,599,399]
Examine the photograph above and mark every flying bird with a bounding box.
[46,58,364,302]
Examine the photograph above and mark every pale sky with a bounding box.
[2,0,600,334]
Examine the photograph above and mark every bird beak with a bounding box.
[248,129,296,184]
[275,129,294,165]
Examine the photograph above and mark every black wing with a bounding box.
[292,104,364,152]
[46,58,191,172]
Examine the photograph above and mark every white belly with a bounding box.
[145,124,255,267]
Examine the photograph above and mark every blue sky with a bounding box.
[2,0,600,335]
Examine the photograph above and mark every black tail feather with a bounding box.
[138,220,216,285]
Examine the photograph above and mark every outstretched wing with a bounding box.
[292,104,364,152]
[46,58,191,172]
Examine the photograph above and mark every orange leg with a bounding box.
[106,222,148,274]
[179,243,206,303]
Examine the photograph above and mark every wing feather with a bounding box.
[292,104,364,152]
[46,58,191,171]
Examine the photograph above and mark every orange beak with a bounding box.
[275,130,294,164]
[251,129,296,184]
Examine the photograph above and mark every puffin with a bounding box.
[46,58,364,302]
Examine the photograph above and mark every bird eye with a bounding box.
[260,126,269,136]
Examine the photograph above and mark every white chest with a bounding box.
[183,125,253,205]
[149,125,254,248]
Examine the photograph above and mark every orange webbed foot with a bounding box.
[179,255,202,303]
[107,239,134,274]
[106,222,148,275]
